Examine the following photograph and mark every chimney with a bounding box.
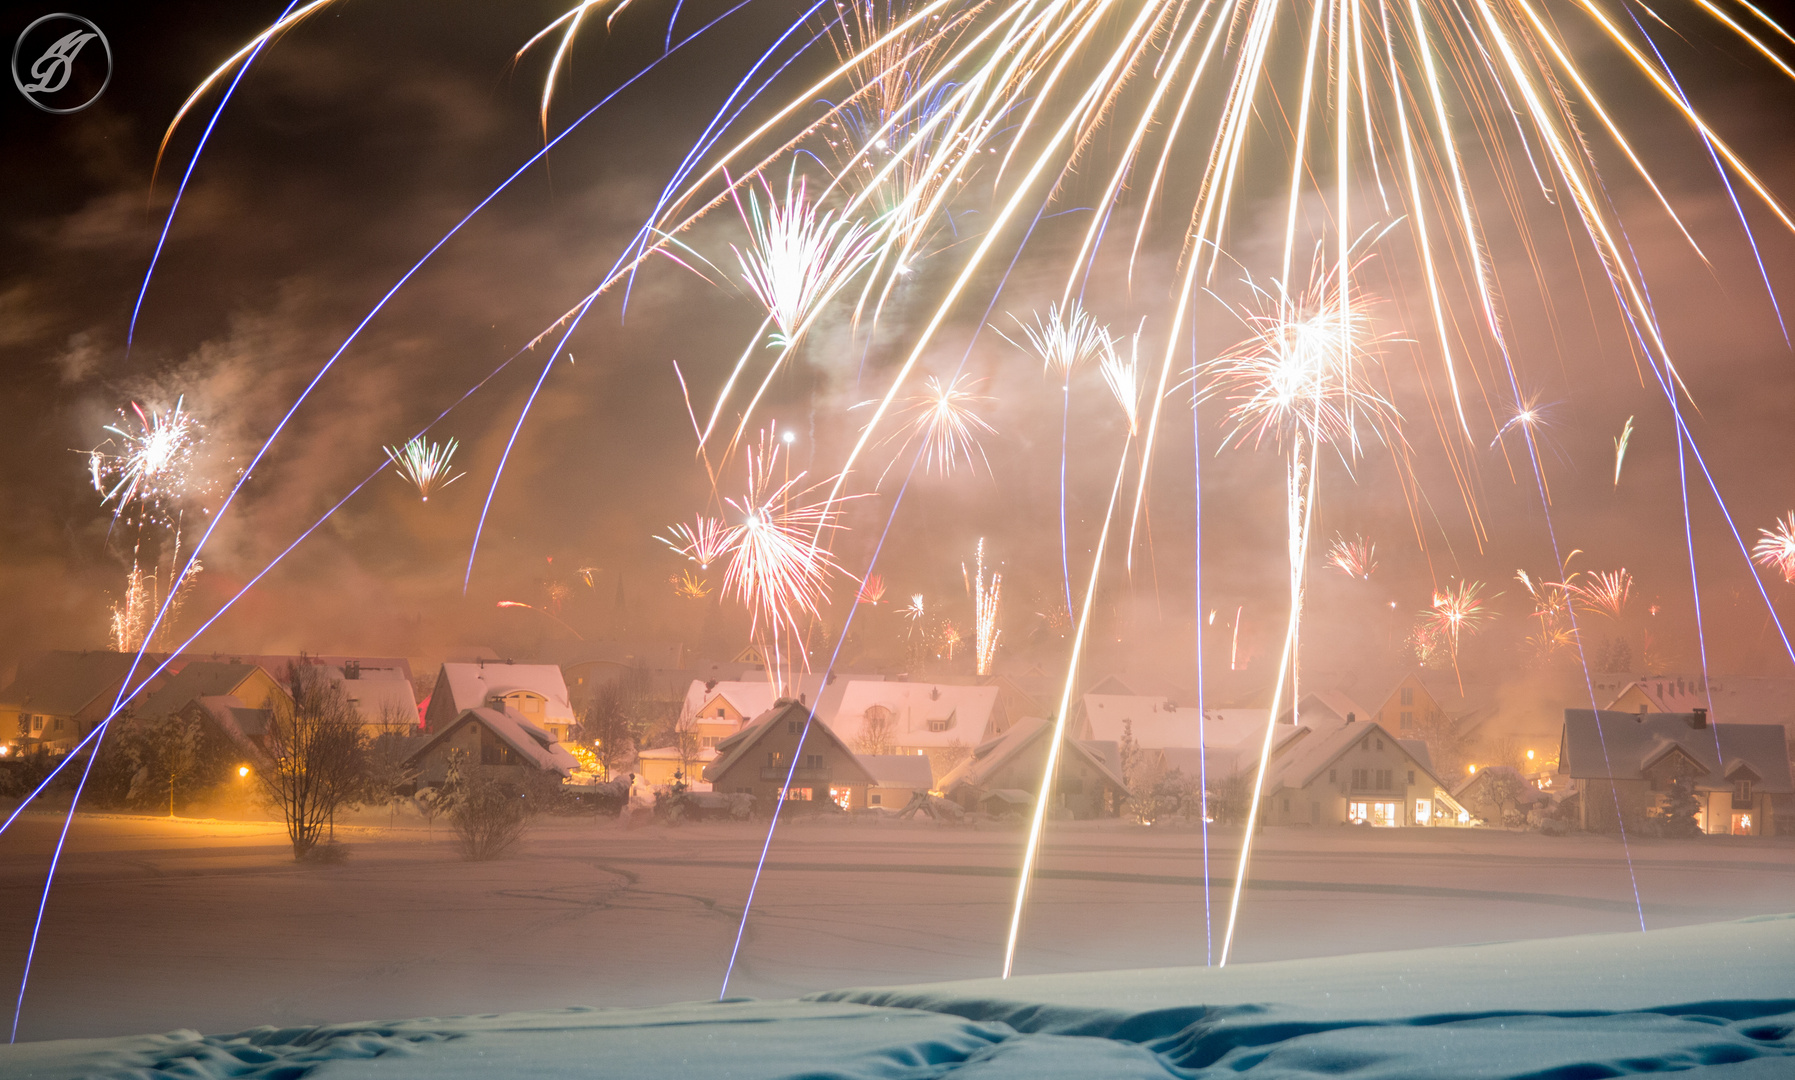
[1346,711,1356,723]
[1690,707,1708,730]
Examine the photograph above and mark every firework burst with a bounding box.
[1573,569,1633,622]
[384,436,464,502]
[732,169,881,350]
[1423,580,1498,670]
[856,573,887,605]
[657,515,733,570]
[671,570,713,599]
[878,373,997,479]
[1754,514,1795,584]
[90,398,205,526]
[1008,300,1112,383]
[971,538,1001,676]
[1325,533,1377,580]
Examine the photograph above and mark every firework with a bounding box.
[671,570,712,600]
[1008,301,1112,382]
[1423,580,1498,668]
[1517,568,1578,663]
[383,436,464,502]
[90,398,204,525]
[109,558,203,654]
[721,430,848,693]
[879,373,996,479]
[902,593,926,627]
[1325,533,1377,580]
[856,573,887,605]
[972,539,1001,676]
[657,515,732,570]
[1573,569,1633,622]
[497,599,586,640]
[1613,416,1635,487]
[1098,327,1145,435]
[1753,513,1795,584]
[732,169,881,350]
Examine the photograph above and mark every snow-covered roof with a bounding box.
[1263,717,1445,793]
[682,680,779,723]
[822,680,1000,749]
[405,705,578,776]
[329,667,417,727]
[858,753,934,790]
[1277,690,1369,727]
[434,662,575,724]
[938,717,1128,794]
[188,695,272,760]
[637,745,719,765]
[1559,710,1792,793]
[0,650,153,718]
[1604,674,1795,728]
[703,699,875,786]
[1081,694,1276,749]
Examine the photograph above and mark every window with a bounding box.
[52,717,63,731]
[1328,768,1337,783]
[788,720,801,734]
[828,785,852,811]
[1370,801,1399,827]
[1352,768,1368,790]
[1734,779,1753,801]
[1377,769,1392,790]
[33,716,43,731]
[1348,801,1368,823]
[1281,797,1290,813]
[716,707,725,718]
[1400,687,1415,706]
[927,717,952,732]
[766,751,784,768]
[869,793,882,806]
[1376,738,1384,750]
[804,754,823,769]
[784,787,812,801]
[1400,711,1414,729]
[1360,737,1370,751]
[1415,799,1429,824]
[1407,770,1415,785]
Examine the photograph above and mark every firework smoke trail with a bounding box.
[973,538,1002,676]
[657,514,733,569]
[384,436,465,501]
[1752,514,1795,584]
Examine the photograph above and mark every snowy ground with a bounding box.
[1,801,1790,1044]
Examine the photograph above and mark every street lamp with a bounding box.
[237,765,251,778]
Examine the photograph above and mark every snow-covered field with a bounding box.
[1,802,1790,1048]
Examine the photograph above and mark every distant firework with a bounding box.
[671,571,712,600]
[1423,580,1498,670]
[1008,301,1111,382]
[856,574,886,605]
[883,374,996,479]
[1753,513,1795,584]
[1573,569,1633,621]
[972,539,1001,676]
[1613,416,1635,488]
[657,515,732,570]
[383,436,464,502]
[1325,534,1377,580]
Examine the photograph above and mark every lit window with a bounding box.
[784,787,812,801]
[1348,801,1368,823]
[1371,801,1399,827]
[1414,799,1428,825]
[828,785,852,811]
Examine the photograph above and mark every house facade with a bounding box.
[1,650,156,754]
[821,681,1001,782]
[859,753,935,808]
[1558,709,1790,836]
[703,700,876,811]
[424,661,578,743]
[404,705,579,787]
[1259,717,1469,827]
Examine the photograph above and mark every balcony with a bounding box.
[761,767,834,782]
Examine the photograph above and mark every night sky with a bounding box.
[4,0,1795,690]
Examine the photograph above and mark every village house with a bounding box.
[859,753,935,809]
[1256,716,1468,827]
[1276,690,1370,727]
[938,717,1128,819]
[127,661,291,721]
[636,745,718,789]
[179,696,274,767]
[1605,673,1795,750]
[1558,708,1791,836]
[1452,764,1553,826]
[404,705,579,787]
[1,650,159,755]
[703,700,876,811]
[821,680,1001,782]
[1080,694,1292,779]
[424,660,578,743]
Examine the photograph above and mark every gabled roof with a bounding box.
[1397,738,1434,774]
[129,662,268,719]
[1559,710,1793,793]
[0,650,155,717]
[937,716,1129,794]
[703,700,876,786]
[185,695,273,761]
[405,705,578,775]
[1265,717,1447,793]
[1276,690,1369,727]
[435,662,575,723]
[823,680,999,748]
[328,667,418,727]
[682,680,779,723]
[858,753,934,789]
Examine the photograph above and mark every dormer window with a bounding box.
[1734,778,1753,802]
[928,717,952,732]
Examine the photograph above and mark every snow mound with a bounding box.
[5,915,1791,1079]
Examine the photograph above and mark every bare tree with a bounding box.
[261,662,367,859]
[362,702,420,823]
[855,708,895,755]
[580,681,638,779]
[451,770,531,860]
[1411,709,1472,781]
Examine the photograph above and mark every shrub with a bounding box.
[450,774,531,860]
